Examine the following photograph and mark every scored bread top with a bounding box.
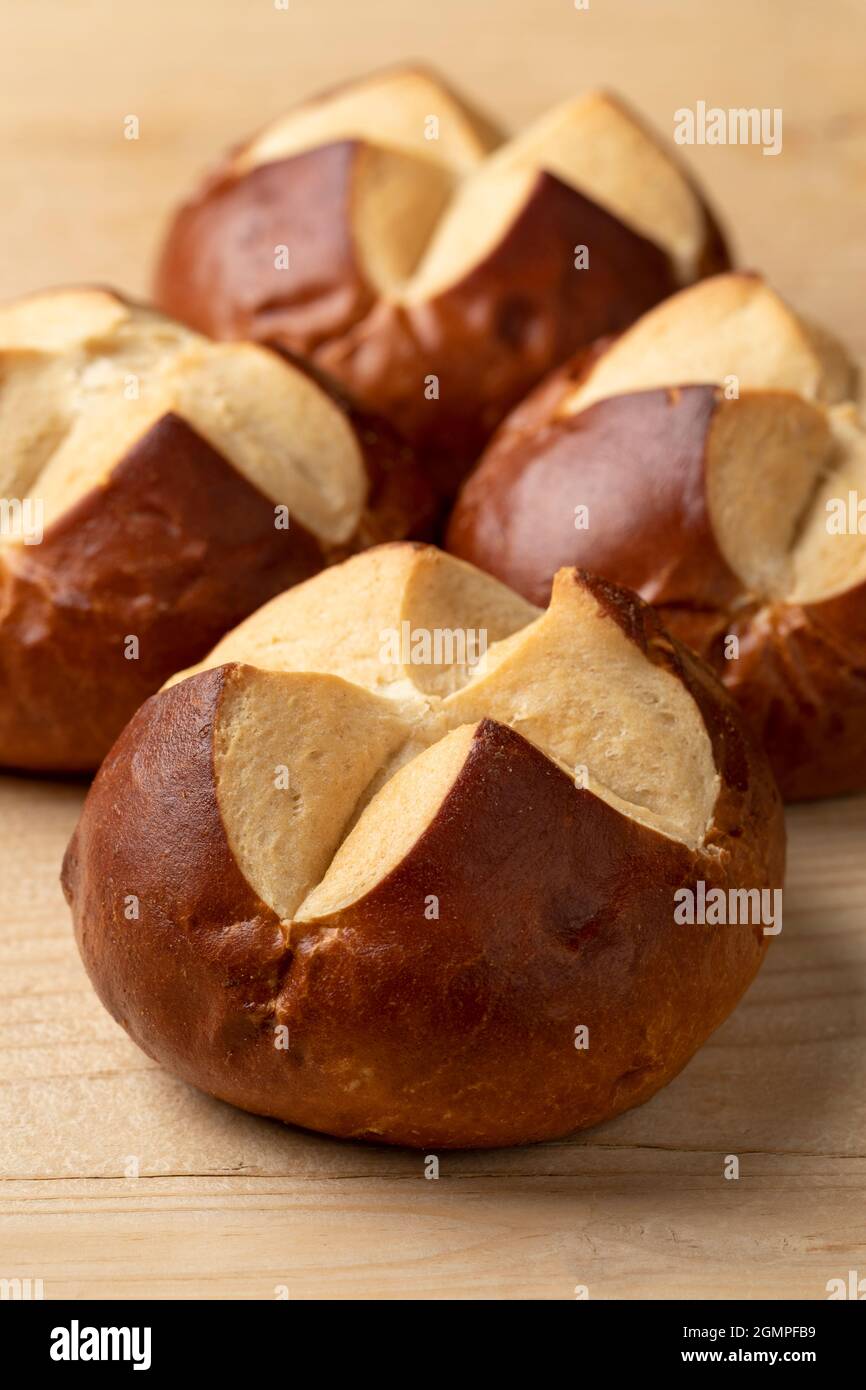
[0,287,368,546]
[168,545,723,922]
[704,393,866,605]
[224,66,714,298]
[516,273,866,607]
[557,272,857,416]
[232,65,501,178]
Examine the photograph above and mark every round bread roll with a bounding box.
[154,65,730,497]
[448,273,866,801]
[63,544,784,1149]
[0,287,433,772]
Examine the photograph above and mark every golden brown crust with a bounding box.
[0,416,325,771]
[155,81,730,496]
[157,162,684,498]
[448,385,738,607]
[0,298,435,772]
[447,378,866,799]
[713,594,866,801]
[155,144,376,348]
[63,562,784,1149]
[314,173,681,499]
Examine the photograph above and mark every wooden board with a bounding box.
[1,0,865,1300]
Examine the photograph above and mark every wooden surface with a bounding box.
[1,0,865,1300]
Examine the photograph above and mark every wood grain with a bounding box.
[1,779,864,1299]
[1,0,865,1300]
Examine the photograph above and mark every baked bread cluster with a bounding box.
[448,274,866,800]
[63,545,784,1149]
[9,63,849,1149]
[155,65,729,495]
[0,287,431,771]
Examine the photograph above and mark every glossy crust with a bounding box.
[447,385,866,799]
[63,572,784,1149]
[155,86,729,496]
[719,593,866,802]
[0,415,321,773]
[0,336,433,774]
[157,159,688,498]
